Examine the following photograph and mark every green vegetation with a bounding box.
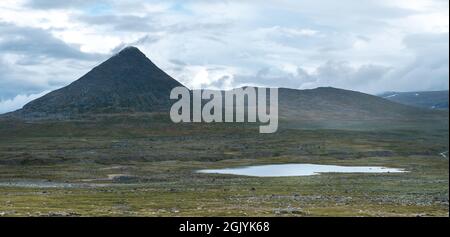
[0,114,448,216]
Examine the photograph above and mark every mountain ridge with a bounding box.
[379,90,449,110]
[3,47,447,124]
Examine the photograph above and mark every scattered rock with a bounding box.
[43,211,81,217]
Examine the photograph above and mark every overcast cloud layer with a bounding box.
[0,0,448,113]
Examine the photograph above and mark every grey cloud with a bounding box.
[203,35,228,45]
[75,13,232,39]
[381,33,449,92]
[0,23,106,102]
[167,22,232,34]
[313,61,391,89]
[230,45,448,94]
[228,61,392,93]
[110,34,162,54]
[0,23,104,61]
[76,14,156,32]
[24,0,102,9]
[169,59,188,66]
[232,67,307,89]
[0,90,50,114]
[207,75,233,89]
[0,60,46,99]
[133,35,161,45]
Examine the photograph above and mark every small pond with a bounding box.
[197,164,406,177]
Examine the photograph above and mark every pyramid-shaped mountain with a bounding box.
[20,46,184,116]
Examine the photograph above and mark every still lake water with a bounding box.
[197,164,406,177]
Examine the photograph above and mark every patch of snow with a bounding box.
[384,94,398,98]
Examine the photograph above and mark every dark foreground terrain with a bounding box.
[0,114,448,217]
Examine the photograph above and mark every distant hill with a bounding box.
[278,87,439,120]
[187,86,447,130]
[10,46,184,117]
[379,91,449,110]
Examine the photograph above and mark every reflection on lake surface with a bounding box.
[197,164,406,177]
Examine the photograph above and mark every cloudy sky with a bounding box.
[0,0,449,113]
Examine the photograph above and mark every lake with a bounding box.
[197,163,406,177]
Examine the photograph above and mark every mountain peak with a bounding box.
[121,45,140,51]
[17,46,184,116]
[116,46,144,56]
[108,46,150,65]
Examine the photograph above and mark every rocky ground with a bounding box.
[0,115,448,216]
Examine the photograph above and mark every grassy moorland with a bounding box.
[0,113,448,216]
